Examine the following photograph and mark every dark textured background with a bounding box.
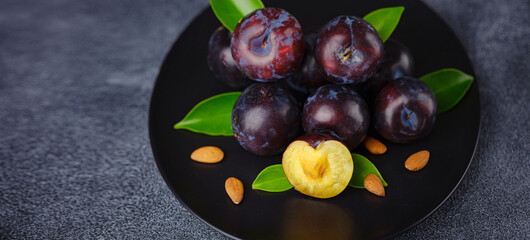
[0,0,528,239]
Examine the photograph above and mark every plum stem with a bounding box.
[342,48,353,61]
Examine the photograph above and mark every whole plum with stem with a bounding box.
[314,16,383,85]
[231,8,304,82]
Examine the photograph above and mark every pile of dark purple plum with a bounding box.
[207,8,437,156]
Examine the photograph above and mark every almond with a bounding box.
[364,174,385,197]
[404,150,430,171]
[225,177,244,204]
[190,146,224,163]
[363,136,387,155]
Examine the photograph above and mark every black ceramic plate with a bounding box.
[149,0,480,239]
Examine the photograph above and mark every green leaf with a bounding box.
[174,92,241,136]
[252,164,293,192]
[420,68,474,114]
[349,154,388,188]
[363,6,405,43]
[210,0,265,32]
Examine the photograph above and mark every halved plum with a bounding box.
[283,133,353,199]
